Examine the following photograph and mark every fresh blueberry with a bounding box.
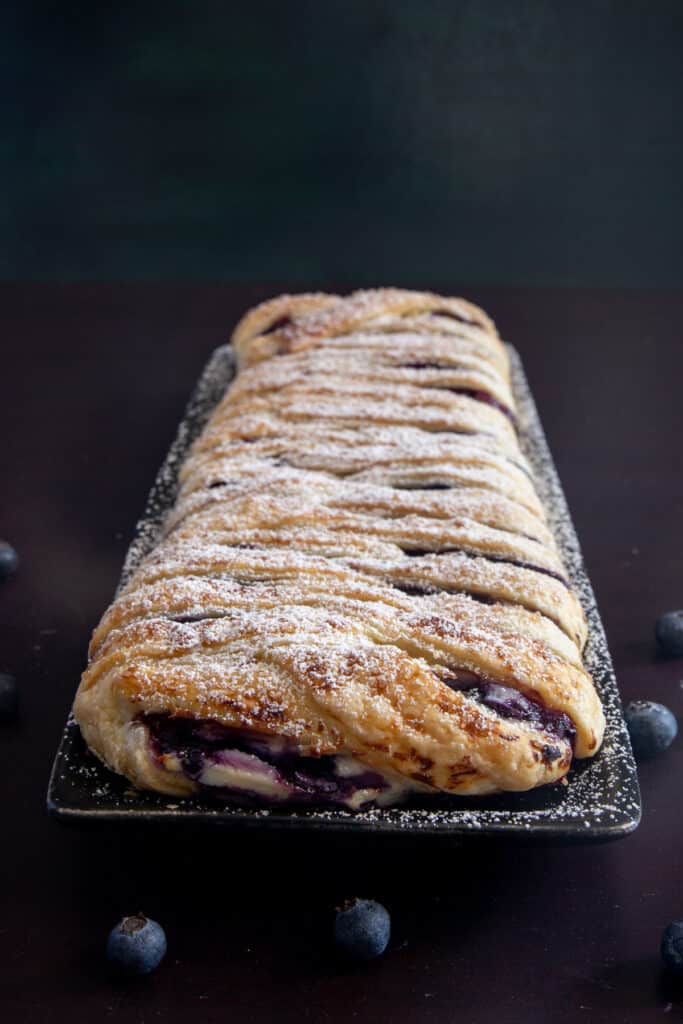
[0,541,18,580]
[333,898,391,960]
[661,920,683,975]
[624,700,678,760]
[656,611,683,657]
[106,914,167,976]
[0,673,18,720]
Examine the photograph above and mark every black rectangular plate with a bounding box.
[47,345,641,839]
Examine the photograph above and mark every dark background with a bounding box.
[4,0,683,284]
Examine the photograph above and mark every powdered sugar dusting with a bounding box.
[49,341,640,836]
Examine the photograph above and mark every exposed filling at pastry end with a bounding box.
[144,715,415,810]
[142,673,576,808]
[441,670,577,757]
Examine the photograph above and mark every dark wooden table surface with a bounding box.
[2,284,683,1023]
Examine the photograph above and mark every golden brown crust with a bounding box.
[234,289,502,368]
[74,288,605,803]
[231,292,339,351]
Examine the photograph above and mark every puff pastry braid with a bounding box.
[74,289,605,807]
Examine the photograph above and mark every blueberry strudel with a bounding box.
[74,289,605,808]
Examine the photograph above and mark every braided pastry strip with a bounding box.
[75,289,605,805]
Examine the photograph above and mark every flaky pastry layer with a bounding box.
[74,289,605,807]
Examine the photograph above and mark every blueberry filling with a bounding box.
[144,715,392,807]
[442,674,575,750]
[397,369,515,427]
[454,388,516,427]
[398,548,570,589]
[430,309,474,326]
[262,314,292,335]
[392,482,453,491]
[401,361,455,371]
[386,580,497,605]
[507,559,569,588]
[143,677,573,805]
[391,581,437,596]
[390,573,567,636]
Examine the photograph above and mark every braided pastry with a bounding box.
[74,289,605,807]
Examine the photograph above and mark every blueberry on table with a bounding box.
[662,920,683,975]
[106,914,167,976]
[624,700,678,760]
[0,541,18,580]
[656,611,683,657]
[0,673,18,720]
[334,898,391,961]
